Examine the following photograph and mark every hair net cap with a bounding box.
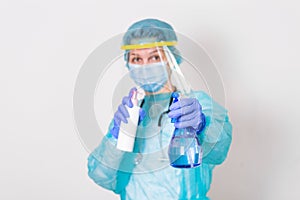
[122,18,182,65]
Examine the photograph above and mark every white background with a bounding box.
[1,0,300,199]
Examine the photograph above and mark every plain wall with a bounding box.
[1,0,299,199]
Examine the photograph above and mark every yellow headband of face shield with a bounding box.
[121,41,177,50]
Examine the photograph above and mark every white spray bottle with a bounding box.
[117,89,144,152]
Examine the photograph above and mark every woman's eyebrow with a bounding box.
[129,52,139,56]
[149,49,159,55]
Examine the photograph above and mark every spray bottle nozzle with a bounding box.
[171,92,179,99]
[171,92,179,123]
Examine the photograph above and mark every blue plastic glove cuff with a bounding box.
[196,113,206,135]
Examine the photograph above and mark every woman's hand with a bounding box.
[168,98,206,133]
[110,88,145,139]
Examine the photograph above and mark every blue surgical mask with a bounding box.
[128,62,168,92]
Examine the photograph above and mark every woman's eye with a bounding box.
[131,57,142,63]
[149,55,161,62]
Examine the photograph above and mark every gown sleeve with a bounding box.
[194,91,233,165]
[87,120,135,194]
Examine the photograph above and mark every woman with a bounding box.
[87,18,232,200]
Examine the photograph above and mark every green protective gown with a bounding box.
[87,90,232,200]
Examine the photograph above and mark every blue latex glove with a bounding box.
[168,97,206,133]
[110,88,146,139]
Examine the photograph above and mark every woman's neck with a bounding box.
[145,81,176,95]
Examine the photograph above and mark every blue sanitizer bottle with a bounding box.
[168,93,203,168]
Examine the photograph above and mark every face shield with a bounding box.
[121,41,192,96]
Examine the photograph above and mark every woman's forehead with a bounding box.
[129,47,165,56]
